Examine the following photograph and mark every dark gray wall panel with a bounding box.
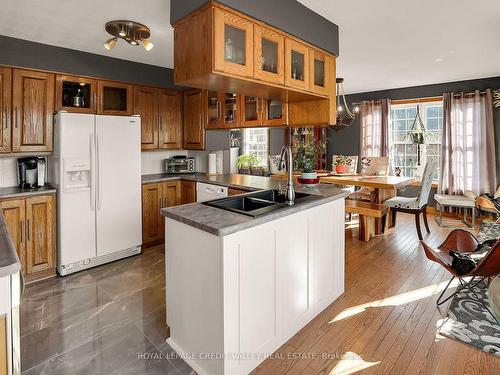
[0,35,185,89]
[170,0,339,56]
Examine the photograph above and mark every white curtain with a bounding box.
[439,90,497,195]
[360,99,390,157]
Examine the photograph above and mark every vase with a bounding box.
[298,172,319,188]
[335,164,346,174]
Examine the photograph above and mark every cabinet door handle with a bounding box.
[14,107,18,128]
[26,219,30,242]
[20,220,24,244]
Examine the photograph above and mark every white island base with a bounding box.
[165,198,345,375]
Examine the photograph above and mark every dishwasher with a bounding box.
[196,182,228,202]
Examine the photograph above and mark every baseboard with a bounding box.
[166,338,208,375]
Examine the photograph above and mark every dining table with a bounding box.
[320,174,416,233]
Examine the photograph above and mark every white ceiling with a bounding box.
[1,0,499,94]
[298,0,500,94]
[0,0,174,68]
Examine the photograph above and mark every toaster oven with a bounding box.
[165,156,195,174]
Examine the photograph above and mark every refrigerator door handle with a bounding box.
[90,133,95,211]
[96,132,102,210]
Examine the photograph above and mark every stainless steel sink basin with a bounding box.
[203,189,322,217]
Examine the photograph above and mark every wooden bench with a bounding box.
[345,200,389,241]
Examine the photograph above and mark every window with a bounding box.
[242,128,269,167]
[390,101,443,181]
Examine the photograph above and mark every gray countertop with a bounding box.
[159,174,348,236]
[142,173,262,191]
[0,185,57,199]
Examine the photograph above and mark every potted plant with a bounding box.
[236,154,259,175]
[293,138,326,185]
[333,155,351,174]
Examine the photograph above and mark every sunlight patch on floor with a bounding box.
[329,352,380,374]
[330,278,460,323]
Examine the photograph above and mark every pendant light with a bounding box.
[334,78,356,130]
[103,20,154,51]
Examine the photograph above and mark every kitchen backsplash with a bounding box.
[141,150,188,174]
[0,157,18,187]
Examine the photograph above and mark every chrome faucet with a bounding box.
[279,130,295,206]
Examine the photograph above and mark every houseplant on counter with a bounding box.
[293,137,326,186]
[236,154,259,175]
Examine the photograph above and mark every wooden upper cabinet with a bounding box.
[55,74,97,114]
[254,26,285,85]
[206,90,222,129]
[263,98,287,127]
[240,96,262,128]
[158,89,182,149]
[183,89,205,150]
[25,194,55,280]
[213,8,254,78]
[285,39,309,91]
[0,199,26,275]
[134,86,159,150]
[97,80,132,116]
[12,69,54,152]
[0,68,12,153]
[309,49,330,96]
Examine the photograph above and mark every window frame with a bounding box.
[389,99,443,182]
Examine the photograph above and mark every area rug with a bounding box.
[439,282,500,357]
[478,221,500,242]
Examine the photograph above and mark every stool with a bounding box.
[434,194,476,227]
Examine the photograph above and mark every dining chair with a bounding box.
[420,229,500,322]
[384,162,436,240]
[348,156,390,202]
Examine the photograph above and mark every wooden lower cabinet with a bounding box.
[0,194,56,283]
[142,180,182,247]
[0,315,6,375]
[181,180,196,204]
[228,187,251,196]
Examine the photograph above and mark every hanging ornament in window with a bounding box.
[406,104,427,165]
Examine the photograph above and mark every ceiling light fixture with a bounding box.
[333,78,355,131]
[104,20,153,51]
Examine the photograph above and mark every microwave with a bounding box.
[165,156,195,174]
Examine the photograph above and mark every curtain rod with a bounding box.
[351,90,497,106]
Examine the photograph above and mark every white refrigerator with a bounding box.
[52,112,142,275]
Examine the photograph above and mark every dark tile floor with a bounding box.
[20,246,196,375]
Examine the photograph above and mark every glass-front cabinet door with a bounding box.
[285,39,309,90]
[213,8,254,78]
[263,99,287,126]
[97,81,132,115]
[222,93,239,128]
[55,75,97,113]
[240,96,262,127]
[309,50,330,96]
[254,26,284,85]
[206,91,221,129]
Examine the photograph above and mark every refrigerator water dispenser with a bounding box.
[64,158,91,191]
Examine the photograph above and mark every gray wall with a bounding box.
[0,35,184,89]
[170,0,339,56]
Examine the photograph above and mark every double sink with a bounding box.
[203,189,322,217]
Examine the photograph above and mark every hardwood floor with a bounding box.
[253,214,499,375]
[19,214,498,374]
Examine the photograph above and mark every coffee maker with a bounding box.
[17,157,46,188]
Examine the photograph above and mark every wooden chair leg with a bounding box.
[415,211,423,240]
[422,206,430,233]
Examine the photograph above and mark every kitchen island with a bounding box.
[161,178,348,375]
